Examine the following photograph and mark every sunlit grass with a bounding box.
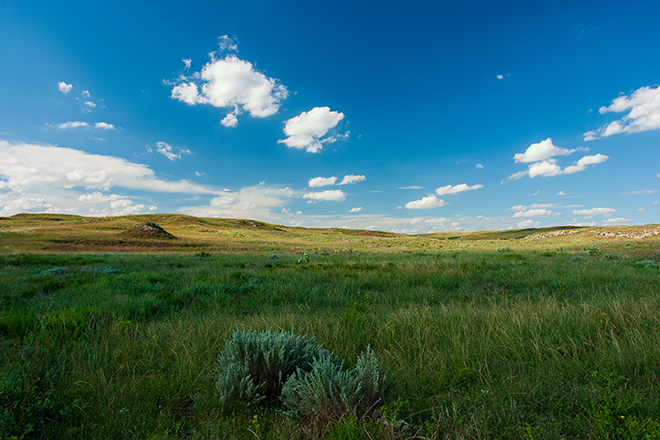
[1,216,659,438]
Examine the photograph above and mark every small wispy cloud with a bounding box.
[623,190,653,195]
[573,207,616,216]
[58,121,89,129]
[338,174,365,185]
[435,183,483,196]
[349,207,362,212]
[398,186,424,190]
[154,141,192,161]
[303,189,346,202]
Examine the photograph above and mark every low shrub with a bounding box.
[215,329,330,404]
[280,346,389,434]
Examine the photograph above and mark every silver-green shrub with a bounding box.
[214,329,330,404]
[280,346,388,429]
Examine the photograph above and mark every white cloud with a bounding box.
[496,74,504,80]
[58,82,73,94]
[508,203,558,218]
[77,192,157,216]
[220,113,238,128]
[517,219,540,228]
[623,190,653,195]
[349,207,362,212]
[398,186,424,190]
[514,138,579,163]
[95,122,115,130]
[179,184,294,221]
[58,121,89,129]
[182,58,192,69]
[82,90,91,98]
[507,154,608,180]
[171,51,288,127]
[338,174,365,185]
[476,163,484,168]
[509,203,560,211]
[557,190,568,196]
[573,207,616,216]
[217,35,238,52]
[512,208,552,218]
[404,195,447,209]
[85,101,96,108]
[279,107,345,153]
[303,190,346,202]
[308,176,337,188]
[0,141,212,194]
[604,217,630,224]
[435,183,483,196]
[155,142,192,161]
[584,84,660,140]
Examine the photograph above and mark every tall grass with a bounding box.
[1,249,659,438]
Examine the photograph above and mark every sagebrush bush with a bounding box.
[280,346,388,431]
[214,328,330,403]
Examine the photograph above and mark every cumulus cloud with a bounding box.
[512,208,552,218]
[170,46,288,127]
[77,192,157,216]
[573,207,616,216]
[95,122,115,130]
[58,121,89,129]
[303,189,346,202]
[404,195,447,209]
[58,82,73,94]
[509,203,558,218]
[517,219,540,228]
[0,141,211,194]
[435,183,483,196]
[603,217,630,224]
[584,84,660,140]
[85,101,96,108]
[507,154,608,180]
[514,138,580,163]
[496,74,504,80]
[279,107,345,153]
[308,176,337,188]
[220,113,238,128]
[338,174,365,185]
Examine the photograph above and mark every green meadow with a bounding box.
[1,214,660,439]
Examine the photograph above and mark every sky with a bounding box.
[0,0,658,233]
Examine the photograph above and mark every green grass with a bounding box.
[1,215,659,438]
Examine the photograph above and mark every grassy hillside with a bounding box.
[1,214,659,439]
[1,213,658,255]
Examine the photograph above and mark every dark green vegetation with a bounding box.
[1,214,660,438]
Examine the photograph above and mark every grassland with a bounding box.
[1,214,659,439]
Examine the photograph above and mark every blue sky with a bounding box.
[1,0,658,232]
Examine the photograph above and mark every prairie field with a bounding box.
[1,214,660,439]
